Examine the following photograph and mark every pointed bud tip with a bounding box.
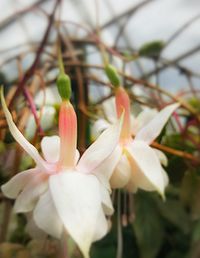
[56,73,71,101]
[105,64,120,87]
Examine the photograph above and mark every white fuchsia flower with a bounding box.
[93,86,179,197]
[1,87,122,258]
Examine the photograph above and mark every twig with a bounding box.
[0,0,49,32]
[100,0,156,30]
[151,141,199,164]
[9,0,60,107]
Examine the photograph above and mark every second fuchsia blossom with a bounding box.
[94,68,179,197]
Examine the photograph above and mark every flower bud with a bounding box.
[105,64,120,87]
[56,73,71,101]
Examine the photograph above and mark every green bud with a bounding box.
[56,73,71,100]
[105,64,120,87]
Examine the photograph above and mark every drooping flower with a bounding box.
[1,84,122,258]
[93,86,179,197]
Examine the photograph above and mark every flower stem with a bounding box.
[61,232,69,258]
[116,190,123,258]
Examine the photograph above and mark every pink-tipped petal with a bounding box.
[77,116,123,174]
[1,90,48,170]
[135,103,180,144]
[33,190,63,239]
[49,172,108,258]
[115,87,131,141]
[59,101,77,168]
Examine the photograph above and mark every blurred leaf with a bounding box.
[19,155,33,171]
[133,191,164,258]
[0,141,5,153]
[10,215,30,244]
[188,98,200,112]
[157,199,190,233]
[165,250,188,258]
[139,41,164,58]
[192,220,200,244]
[91,231,117,258]
[181,170,200,220]
[166,156,188,184]
[164,134,195,153]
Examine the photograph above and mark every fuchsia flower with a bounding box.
[1,88,122,258]
[94,87,179,197]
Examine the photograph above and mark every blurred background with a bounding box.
[0,0,200,258]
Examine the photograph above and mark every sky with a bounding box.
[0,0,200,94]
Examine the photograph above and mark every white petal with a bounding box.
[102,97,117,124]
[92,145,122,190]
[1,168,39,199]
[49,172,108,258]
[126,141,166,195]
[110,153,132,189]
[161,167,169,187]
[77,117,122,174]
[41,136,60,163]
[132,108,158,134]
[1,90,48,170]
[75,149,80,164]
[91,119,111,139]
[135,103,179,144]
[125,177,138,193]
[14,173,48,212]
[41,136,80,165]
[153,148,168,166]
[92,208,109,242]
[33,190,63,239]
[99,184,114,216]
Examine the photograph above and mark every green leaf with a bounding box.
[133,191,164,258]
[181,170,200,220]
[139,41,164,58]
[157,199,190,233]
[192,220,200,244]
